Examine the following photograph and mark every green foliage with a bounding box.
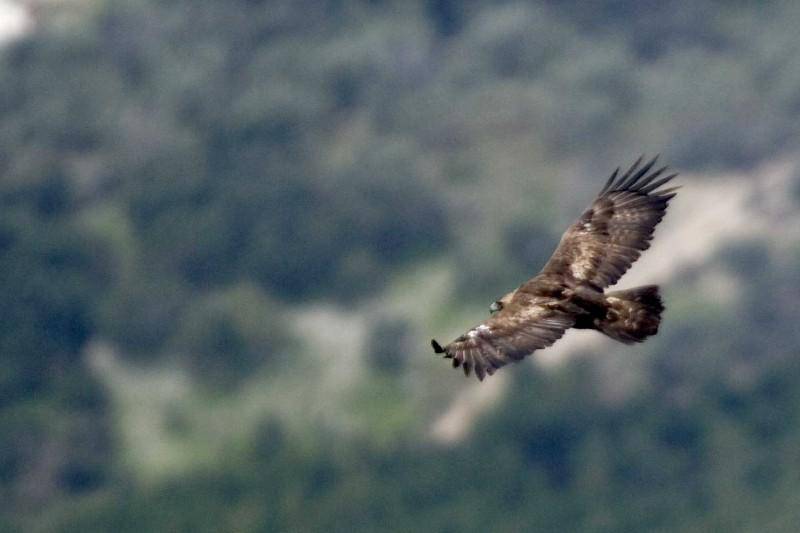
[168,284,290,389]
[0,210,113,524]
[2,0,800,531]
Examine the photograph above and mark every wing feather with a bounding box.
[539,156,678,289]
[433,302,574,381]
[431,156,679,381]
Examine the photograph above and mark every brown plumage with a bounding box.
[431,155,679,381]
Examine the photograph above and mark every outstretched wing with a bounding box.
[432,299,574,381]
[539,155,678,289]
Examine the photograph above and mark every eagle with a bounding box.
[432,155,679,381]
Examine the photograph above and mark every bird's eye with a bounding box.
[489,301,503,313]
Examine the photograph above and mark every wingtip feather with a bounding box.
[633,165,668,190]
[618,155,644,183]
[600,167,620,194]
[639,173,679,195]
[619,154,659,190]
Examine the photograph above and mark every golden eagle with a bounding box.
[432,156,679,381]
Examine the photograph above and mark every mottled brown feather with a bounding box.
[539,155,678,289]
[432,156,678,381]
[438,295,574,381]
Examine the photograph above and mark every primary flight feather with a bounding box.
[431,155,679,381]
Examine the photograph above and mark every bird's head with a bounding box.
[489,291,516,314]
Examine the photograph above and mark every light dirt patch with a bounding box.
[431,156,800,443]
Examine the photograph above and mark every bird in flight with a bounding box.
[432,156,679,381]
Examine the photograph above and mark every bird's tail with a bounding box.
[596,285,663,344]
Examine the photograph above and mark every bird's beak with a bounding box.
[489,301,500,314]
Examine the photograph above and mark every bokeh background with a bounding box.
[2,0,800,531]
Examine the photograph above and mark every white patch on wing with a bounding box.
[467,324,491,338]
[432,157,800,445]
[570,241,595,279]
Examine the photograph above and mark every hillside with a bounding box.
[2,1,800,531]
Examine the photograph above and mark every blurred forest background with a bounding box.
[2,0,800,531]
